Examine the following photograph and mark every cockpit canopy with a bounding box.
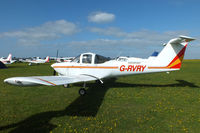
[72,53,110,64]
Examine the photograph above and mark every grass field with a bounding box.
[0,60,200,133]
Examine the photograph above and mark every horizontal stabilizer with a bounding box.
[179,35,195,42]
[169,35,195,44]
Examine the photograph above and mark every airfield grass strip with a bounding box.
[0,60,200,133]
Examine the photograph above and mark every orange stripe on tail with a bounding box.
[167,44,187,69]
[148,44,187,69]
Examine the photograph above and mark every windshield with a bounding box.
[71,55,80,63]
[95,54,110,64]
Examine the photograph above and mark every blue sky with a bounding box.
[0,0,199,58]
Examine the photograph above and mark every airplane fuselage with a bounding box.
[52,60,177,80]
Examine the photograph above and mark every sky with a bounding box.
[0,0,200,58]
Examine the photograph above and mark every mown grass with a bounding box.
[0,60,200,133]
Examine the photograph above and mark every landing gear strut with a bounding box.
[77,80,103,96]
[79,82,86,96]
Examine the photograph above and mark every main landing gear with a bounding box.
[79,82,87,96]
[64,80,103,96]
[79,88,86,96]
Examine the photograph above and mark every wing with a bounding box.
[27,61,37,63]
[4,75,97,86]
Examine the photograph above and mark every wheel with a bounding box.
[79,88,86,96]
[63,84,69,88]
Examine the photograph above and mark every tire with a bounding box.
[63,84,69,88]
[79,88,86,96]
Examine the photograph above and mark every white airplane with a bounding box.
[4,36,195,96]
[56,57,74,63]
[22,56,50,65]
[0,54,16,64]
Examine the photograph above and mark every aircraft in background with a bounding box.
[56,57,74,63]
[20,56,50,65]
[4,36,195,96]
[0,54,16,64]
[50,57,74,63]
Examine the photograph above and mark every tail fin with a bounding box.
[7,54,12,61]
[45,56,50,62]
[149,36,195,69]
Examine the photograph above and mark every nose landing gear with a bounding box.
[64,80,103,96]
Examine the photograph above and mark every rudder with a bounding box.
[149,36,195,69]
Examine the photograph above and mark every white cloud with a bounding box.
[65,29,192,57]
[89,27,127,37]
[65,38,160,57]
[0,20,79,45]
[67,38,160,48]
[88,12,115,23]
[89,27,189,41]
[72,27,191,48]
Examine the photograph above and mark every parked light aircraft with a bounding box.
[0,54,16,64]
[21,56,50,65]
[4,36,195,95]
[50,57,74,63]
[56,57,74,63]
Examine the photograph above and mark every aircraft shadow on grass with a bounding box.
[0,79,198,133]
